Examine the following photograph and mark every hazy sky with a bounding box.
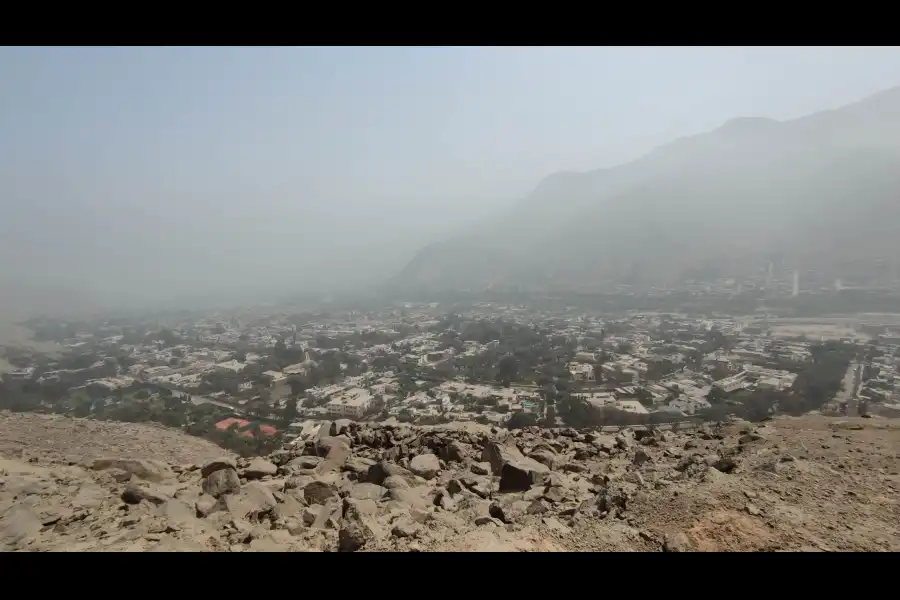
[3,46,900,307]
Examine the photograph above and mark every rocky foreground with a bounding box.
[1,411,899,552]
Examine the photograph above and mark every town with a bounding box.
[2,299,899,457]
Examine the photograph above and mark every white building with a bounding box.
[262,370,291,400]
[325,388,372,419]
[568,362,595,382]
[713,372,748,393]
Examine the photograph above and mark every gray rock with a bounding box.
[595,482,628,514]
[442,441,471,463]
[633,449,652,466]
[482,441,549,492]
[367,461,414,486]
[338,521,370,552]
[202,468,241,498]
[391,517,420,538]
[200,457,237,478]
[446,479,466,496]
[287,456,322,471]
[302,505,321,526]
[242,458,277,480]
[242,482,278,513]
[1,504,42,548]
[315,437,352,472]
[222,483,278,520]
[342,457,376,480]
[702,467,725,483]
[195,494,218,517]
[543,486,568,504]
[303,481,338,505]
[388,487,429,509]
[409,453,440,480]
[437,493,456,512]
[330,419,352,437]
[122,483,170,505]
[528,449,560,470]
[91,458,174,483]
[348,482,387,501]
[470,462,491,476]
[338,498,384,552]
[274,494,305,519]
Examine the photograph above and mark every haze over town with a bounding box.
[4,47,900,311]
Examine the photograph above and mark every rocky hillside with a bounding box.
[1,411,898,552]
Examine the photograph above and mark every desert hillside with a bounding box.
[1,411,898,552]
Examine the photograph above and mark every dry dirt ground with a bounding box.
[0,412,230,466]
[0,411,897,552]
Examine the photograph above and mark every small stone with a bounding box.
[391,518,420,538]
[470,462,491,476]
[633,449,652,466]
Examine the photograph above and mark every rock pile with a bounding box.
[3,416,898,552]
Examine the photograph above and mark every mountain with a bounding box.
[393,86,900,293]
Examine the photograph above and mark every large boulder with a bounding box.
[303,481,339,505]
[338,498,385,552]
[342,457,376,481]
[315,437,352,473]
[441,441,471,463]
[482,441,549,492]
[202,468,241,498]
[223,482,278,519]
[241,458,278,480]
[347,483,387,501]
[409,453,440,480]
[200,457,237,478]
[367,461,415,486]
[387,487,430,509]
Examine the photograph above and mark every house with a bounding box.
[568,362,595,382]
[713,372,748,393]
[262,370,291,400]
[325,387,372,419]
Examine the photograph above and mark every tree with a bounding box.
[279,399,299,426]
[706,386,727,405]
[497,355,519,386]
[506,411,537,430]
[540,403,557,428]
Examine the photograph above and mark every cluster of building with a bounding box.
[8,300,900,435]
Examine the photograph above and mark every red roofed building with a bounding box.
[215,417,278,438]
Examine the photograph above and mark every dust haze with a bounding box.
[4,47,900,314]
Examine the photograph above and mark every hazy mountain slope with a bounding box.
[394,86,900,292]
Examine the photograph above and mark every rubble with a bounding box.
[2,413,899,552]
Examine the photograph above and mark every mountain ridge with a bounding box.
[393,85,900,293]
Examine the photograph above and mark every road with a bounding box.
[834,362,862,412]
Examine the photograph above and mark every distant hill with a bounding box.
[393,86,900,293]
